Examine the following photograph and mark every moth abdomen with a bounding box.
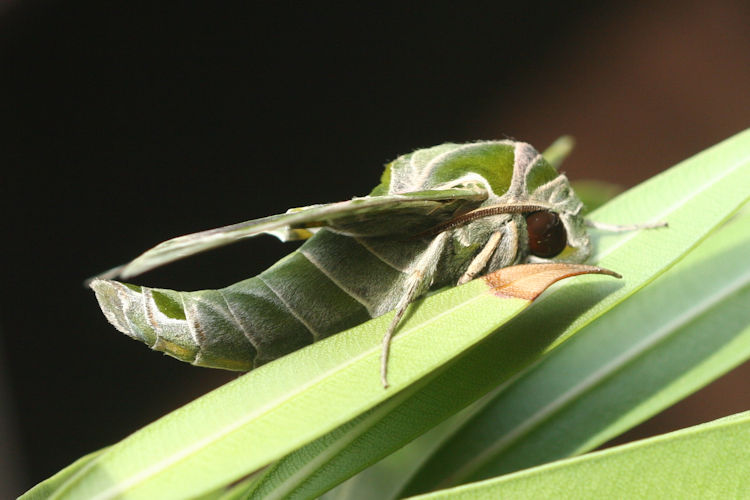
[91,228,412,370]
[91,279,258,370]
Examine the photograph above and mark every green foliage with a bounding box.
[23,129,750,499]
[400,197,750,495]
[409,411,750,499]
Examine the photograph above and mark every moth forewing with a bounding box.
[92,140,659,387]
[116,189,487,278]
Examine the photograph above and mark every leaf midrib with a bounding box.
[437,257,750,487]
[63,289,496,500]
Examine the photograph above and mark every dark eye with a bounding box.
[525,210,567,258]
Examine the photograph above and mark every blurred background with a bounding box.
[1,1,748,496]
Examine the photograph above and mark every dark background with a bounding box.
[2,1,749,496]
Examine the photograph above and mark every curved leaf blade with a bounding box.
[245,128,750,500]
[407,411,750,499]
[35,264,611,500]
[404,207,750,493]
[21,449,108,500]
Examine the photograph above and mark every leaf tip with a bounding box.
[483,263,621,300]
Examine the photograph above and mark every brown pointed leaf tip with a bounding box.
[483,263,622,301]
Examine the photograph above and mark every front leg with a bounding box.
[458,231,504,285]
[487,221,521,270]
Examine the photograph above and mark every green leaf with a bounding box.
[541,135,575,169]
[21,448,108,500]
[222,129,750,500]
[31,264,608,500]
[406,411,750,499]
[27,129,750,500]
[570,180,623,214]
[402,207,750,493]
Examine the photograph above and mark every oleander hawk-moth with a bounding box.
[91,139,658,386]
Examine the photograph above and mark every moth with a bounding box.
[91,139,662,386]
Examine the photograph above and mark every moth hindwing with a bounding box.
[92,140,640,386]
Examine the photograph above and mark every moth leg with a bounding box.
[586,220,668,232]
[457,231,503,285]
[488,220,521,270]
[381,232,450,388]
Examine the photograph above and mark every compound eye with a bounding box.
[525,210,567,258]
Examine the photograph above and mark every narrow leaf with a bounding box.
[407,411,750,499]
[570,180,623,214]
[34,264,612,500]
[227,129,750,500]
[21,449,108,500]
[541,135,574,169]
[403,207,750,493]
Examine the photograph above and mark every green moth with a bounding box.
[91,139,661,386]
